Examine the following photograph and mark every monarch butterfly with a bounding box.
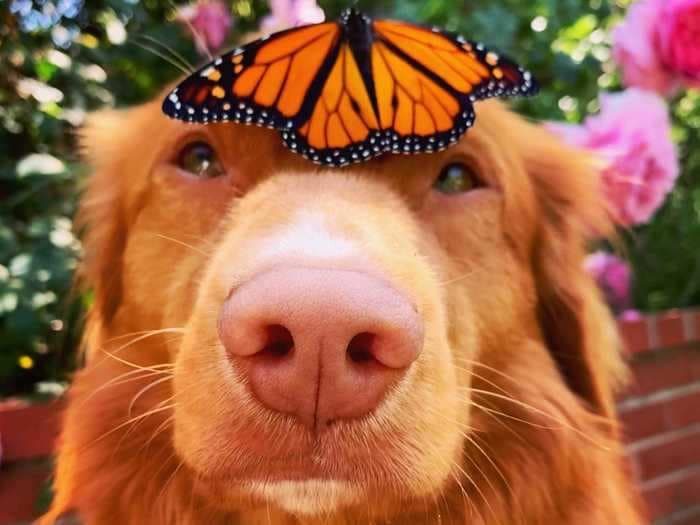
[163,8,538,167]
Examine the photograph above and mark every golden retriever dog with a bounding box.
[42,92,644,524]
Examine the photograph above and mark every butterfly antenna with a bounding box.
[138,34,195,73]
[167,0,214,61]
[129,39,192,76]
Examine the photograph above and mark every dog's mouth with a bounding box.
[189,415,409,482]
[186,421,415,515]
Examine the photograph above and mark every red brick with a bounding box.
[691,344,700,381]
[619,385,700,442]
[657,311,686,349]
[620,403,666,442]
[635,426,700,480]
[690,310,700,342]
[619,317,651,355]
[674,516,700,525]
[654,506,700,525]
[0,461,50,524]
[642,467,700,521]
[673,511,700,525]
[624,349,697,398]
[666,389,700,429]
[0,399,63,462]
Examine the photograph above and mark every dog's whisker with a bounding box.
[151,232,212,256]
[103,328,186,345]
[447,416,512,499]
[455,359,525,387]
[469,397,566,431]
[102,345,178,373]
[137,34,195,72]
[141,415,175,453]
[129,39,193,75]
[465,395,543,445]
[166,0,213,60]
[448,468,472,519]
[90,403,176,447]
[453,364,520,398]
[449,377,607,445]
[80,366,174,407]
[128,375,173,417]
[451,454,496,524]
[467,388,610,449]
[158,458,187,506]
[438,270,476,286]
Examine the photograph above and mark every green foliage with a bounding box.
[626,90,700,311]
[1,0,699,396]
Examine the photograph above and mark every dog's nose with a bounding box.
[218,266,423,428]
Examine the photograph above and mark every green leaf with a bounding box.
[34,59,58,82]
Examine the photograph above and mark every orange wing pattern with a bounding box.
[297,45,379,152]
[277,39,385,165]
[373,20,535,102]
[163,8,537,166]
[164,22,340,129]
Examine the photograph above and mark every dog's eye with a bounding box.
[177,141,224,178]
[434,163,480,194]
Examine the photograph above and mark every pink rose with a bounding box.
[547,89,679,226]
[613,0,700,94]
[261,0,325,33]
[658,0,700,87]
[612,0,677,94]
[584,252,632,314]
[177,0,233,56]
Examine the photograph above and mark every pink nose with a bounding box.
[218,266,423,429]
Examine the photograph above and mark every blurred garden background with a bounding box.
[1,0,699,400]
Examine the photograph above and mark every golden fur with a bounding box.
[42,94,644,524]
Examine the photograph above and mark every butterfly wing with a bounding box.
[279,42,386,165]
[287,18,538,165]
[280,36,473,165]
[162,22,341,129]
[369,39,474,154]
[373,20,538,101]
[163,12,538,166]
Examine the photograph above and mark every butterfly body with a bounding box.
[340,10,376,112]
[163,8,538,166]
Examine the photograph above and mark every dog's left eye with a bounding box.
[177,141,225,178]
[433,163,481,194]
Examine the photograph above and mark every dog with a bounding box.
[41,93,644,524]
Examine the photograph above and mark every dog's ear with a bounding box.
[77,107,149,356]
[530,124,627,420]
[495,110,627,421]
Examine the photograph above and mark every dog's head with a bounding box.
[74,96,626,521]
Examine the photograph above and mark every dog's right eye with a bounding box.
[177,141,225,178]
[433,162,481,194]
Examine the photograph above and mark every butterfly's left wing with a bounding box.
[163,22,341,128]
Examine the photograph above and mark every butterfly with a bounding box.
[162,8,538,167]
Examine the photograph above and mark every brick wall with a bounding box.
[1,310,699,525]
[0,400,62,525]
[619,310,700,525]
